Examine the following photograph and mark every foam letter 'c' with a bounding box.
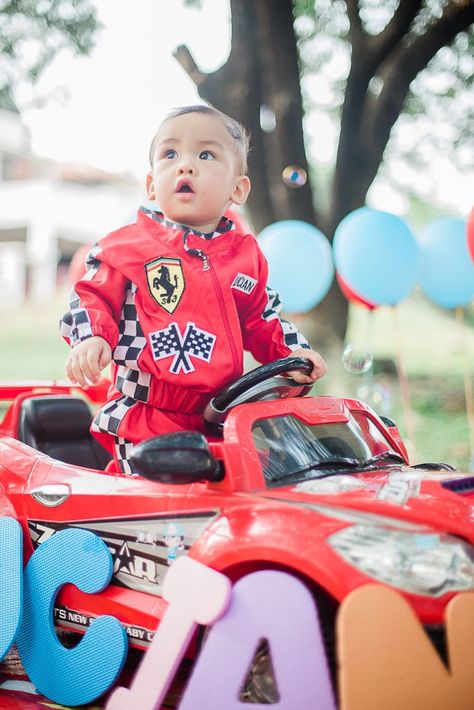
[0,516,22,661]
[16,528,127,706]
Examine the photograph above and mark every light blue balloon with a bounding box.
[418,217,474,309]
[333,207,419,305]
[258,220,334,313]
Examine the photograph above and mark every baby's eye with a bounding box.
[163,149,177,159]
[199,150,215,160]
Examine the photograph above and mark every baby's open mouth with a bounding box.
[177,183,194,193]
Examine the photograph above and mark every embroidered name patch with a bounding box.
[149,322,216,374]
[231,273,257,295]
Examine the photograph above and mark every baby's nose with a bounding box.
[177,163,195,175]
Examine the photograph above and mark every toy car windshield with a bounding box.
[252,410,404,487]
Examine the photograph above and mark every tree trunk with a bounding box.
[175,0,474,351]
[175,0,349,348]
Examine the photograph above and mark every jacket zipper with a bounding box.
[208,257,240,376]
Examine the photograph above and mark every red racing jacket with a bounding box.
[61,209,311,443]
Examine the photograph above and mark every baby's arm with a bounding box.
[66,336,112,387]
[60,243,129,387]
[286,347,326,384]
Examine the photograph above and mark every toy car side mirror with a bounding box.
[130,431,224,484]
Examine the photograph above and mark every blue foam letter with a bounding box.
[16,528,127,706]
[0,516,22,660]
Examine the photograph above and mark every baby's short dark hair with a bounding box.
[149,104,250,173]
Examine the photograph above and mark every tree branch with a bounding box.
[343,0,365,44]
[371,0,423,68]
[361,0,474,195]
[173,44,206,86]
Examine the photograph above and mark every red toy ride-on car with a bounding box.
[0,357,472,704]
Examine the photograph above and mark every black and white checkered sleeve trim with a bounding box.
[91,395,137,436]
[113,284,147,366]
[116,366,151,403]
[113,436,137,476]
[83,244,103,281]
[262,287,283,322]
[60,308,94,346]
[263,287,310,351]
[60,244,103,345]
[280,318,311,350]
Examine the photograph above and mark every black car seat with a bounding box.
[17,395,112,470]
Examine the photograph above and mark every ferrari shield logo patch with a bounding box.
[145,257,185,314]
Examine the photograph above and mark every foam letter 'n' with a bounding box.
[180,570,336,710]
[16,528,127,706]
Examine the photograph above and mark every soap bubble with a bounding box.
[260,105,276,132]
[357,383,393,415]
[342,343,373,374]
[282,165,307,188]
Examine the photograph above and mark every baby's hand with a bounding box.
[66,336,112,387]
[287,348,327,384]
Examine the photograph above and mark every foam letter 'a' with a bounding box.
[16,528,127,706]
[106,556,231,710]
[179,570,336,710]
[0,516,22,660]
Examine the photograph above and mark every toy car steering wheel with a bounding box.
[204,356,314,425]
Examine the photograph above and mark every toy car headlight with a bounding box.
[328,525,474,596]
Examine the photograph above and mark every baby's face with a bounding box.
[147,112,249,233]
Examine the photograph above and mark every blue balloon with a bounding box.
[258,220,334,313]
[333,207,419,306]
[418,217,474,309]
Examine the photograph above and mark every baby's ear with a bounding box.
[231,175,251,205]
[146,172,155,200]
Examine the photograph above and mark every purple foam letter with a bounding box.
[179,570,336,710]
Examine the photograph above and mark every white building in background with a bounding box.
[0,108,143,311]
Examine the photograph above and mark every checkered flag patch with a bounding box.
[114,284,147,366]
[149,321,216,374]
[92,395,137,436]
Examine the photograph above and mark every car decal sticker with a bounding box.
[54,604,155,649]
[28,511,219,596]
[294,476,368,495]
[376,478,421,505]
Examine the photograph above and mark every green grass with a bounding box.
[327,291,474,471]
[0,292,70,381]
[1,288,473,471]
[346,289,474,377]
